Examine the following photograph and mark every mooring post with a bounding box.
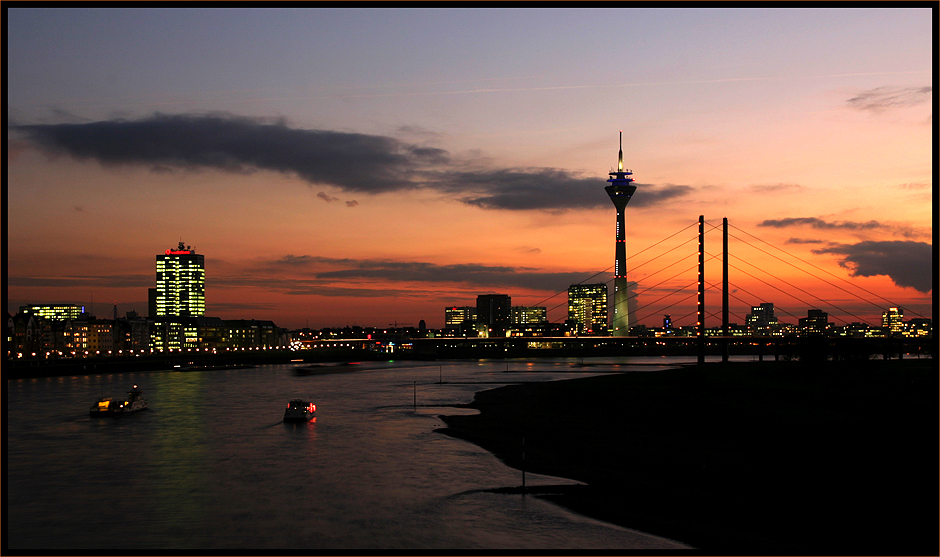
[413,381,416,410]
[522,436,526,491]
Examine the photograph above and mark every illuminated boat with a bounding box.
[283,399,316,422]
[89,397,118,416]
[89,385,148,417]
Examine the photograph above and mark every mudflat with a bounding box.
[438,359,937,554]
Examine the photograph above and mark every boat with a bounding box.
[89,385,148,417]
[283,399,316,422]
[89,397,118,416]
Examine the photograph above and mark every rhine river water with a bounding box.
[6,357,707,550]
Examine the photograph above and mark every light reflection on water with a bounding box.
[6,357,699,549]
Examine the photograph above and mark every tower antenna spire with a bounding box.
[618,130,623,172]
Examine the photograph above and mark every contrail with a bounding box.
[18,70,931,111]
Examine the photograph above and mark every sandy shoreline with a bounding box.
[438,359,936,554]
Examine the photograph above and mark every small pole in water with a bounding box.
[413,381,416,411]
[439,366,442,384]
[522,436,526,492]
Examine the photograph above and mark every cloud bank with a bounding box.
[13,112,693,212]
[846,86,932,112]
[812,241,933,293]
[264,255,595,293]
[758,217,928,239]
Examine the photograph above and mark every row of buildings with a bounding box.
[443,296,933,340]
[7,242,287,358]
[8,306,285,357]
[444,285,610,338]
[7,242,932,358]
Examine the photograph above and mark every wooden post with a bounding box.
[522,436,526,491]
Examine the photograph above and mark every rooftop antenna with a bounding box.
[618,130,623,172]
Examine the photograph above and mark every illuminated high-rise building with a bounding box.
[605,132,637,336]
[882,307,903,335]
[568,283,608,335]
[154,241,205,317]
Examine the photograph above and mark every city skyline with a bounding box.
[6,7,935,330]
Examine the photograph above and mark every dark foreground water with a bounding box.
[6,357,701,550]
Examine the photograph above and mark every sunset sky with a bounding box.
[6,7,935,330]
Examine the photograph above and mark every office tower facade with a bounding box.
[746,303,778,335]
[567,283,608,335]
[882,307,903,335]
[445,306,477,327]
[511,306,547,325]
[476,294,511,337]
[799,309,829,336]
[154,241,206,317]
[605,132,637,336]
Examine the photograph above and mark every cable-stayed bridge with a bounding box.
[414,216,933,361]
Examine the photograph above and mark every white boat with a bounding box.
[118,385,148,413]
[89,385,148,417]
[283,399,316,422]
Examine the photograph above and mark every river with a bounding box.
[5,356,707,550]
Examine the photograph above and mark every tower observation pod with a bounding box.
[605,131,637,336]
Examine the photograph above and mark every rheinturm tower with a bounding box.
[605,132,637,336]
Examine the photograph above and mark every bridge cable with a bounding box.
[728,261,870,324]
[725,223,926,318]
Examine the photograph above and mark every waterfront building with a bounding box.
[568,283,609,335]
[882,307,903,336]
[444,306,477,327]
[153,241,205,318]
[476,294,511,337]
[226,319,279,349]
[746,303,778,336]
[799,309,829,336]
[605,132,638,336]
[905,318,932,338]
[19,304,84,321]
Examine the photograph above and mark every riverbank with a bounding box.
[438,358,937,554]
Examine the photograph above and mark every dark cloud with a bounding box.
[6,274,151,288]
[14,113,692,212]
[450,168,692,211]
[14,112,446,193]
[846,86,932,112]
[758,217,928,239]
[812,241,933,293]
[785,237,824,244]
[255,255,594,292]
[316,260,589,292]
[749,183,801,193]
[759,217,881,230]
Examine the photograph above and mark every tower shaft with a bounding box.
[606,132,636,337]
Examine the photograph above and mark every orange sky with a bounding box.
[6,7,934,329]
